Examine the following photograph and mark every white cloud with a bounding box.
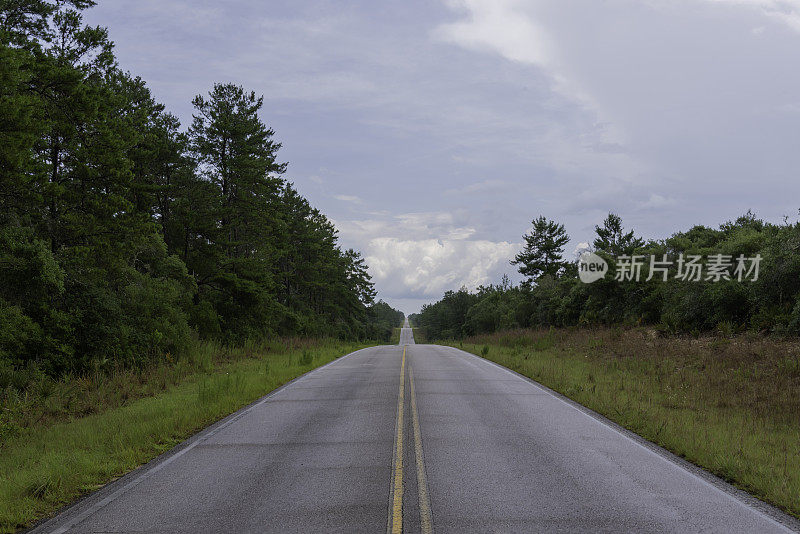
[333,194,362,203]
[706,0,800,32]
[445,179,509,195]
[365,237,517,297]
[432,0,640,179]
[637,193,676,210]
[433,0,553,67]
[336,211,479,242]
[333,210,519,310]
[573,242,592,259]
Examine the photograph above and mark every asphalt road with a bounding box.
[33,321,799,533]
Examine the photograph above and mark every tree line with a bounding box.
[0,1,402,377]
[411,211,800,339]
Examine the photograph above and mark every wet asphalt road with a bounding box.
[32,320,799,533]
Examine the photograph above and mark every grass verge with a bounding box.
[411,327,426,344]
[451,327,800,519]
[0,339,371,533]
[390,327,401,344]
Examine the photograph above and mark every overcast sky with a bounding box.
[86,0,800,313]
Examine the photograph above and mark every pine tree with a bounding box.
[0,3,399,375]
[512,216,570,281]
[593,213,643,257]
[187,83,288,338]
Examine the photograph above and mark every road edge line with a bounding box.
[29,346,377,534]
[445,344,800,533]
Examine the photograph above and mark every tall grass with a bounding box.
[411,327,426,343]
[0,339,370,533]
[455,327,800,519]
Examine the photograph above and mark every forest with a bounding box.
[0,0,403,379]
[412,211,800,340]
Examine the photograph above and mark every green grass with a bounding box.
[451,327,800,519]
[390,327,401,344]
[0,339,371,533]
[411,327,426,343]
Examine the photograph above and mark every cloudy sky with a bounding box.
[86,0,800,313]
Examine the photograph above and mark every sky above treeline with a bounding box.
[86,0,800,314]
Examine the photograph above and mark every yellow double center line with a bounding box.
[389,345,433,534]
[390,347,406,533]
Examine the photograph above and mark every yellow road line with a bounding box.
[409,364,433,534]
[390,346,406,534]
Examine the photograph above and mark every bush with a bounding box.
[0,303,42,367]
[415,213,800,341]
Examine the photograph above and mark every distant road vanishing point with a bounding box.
[33,318,799,533]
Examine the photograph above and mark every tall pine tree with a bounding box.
[512,216,570,281]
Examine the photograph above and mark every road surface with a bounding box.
[32,320,799,533]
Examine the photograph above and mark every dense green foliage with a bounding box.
[511,215,571,279]
[412,212,800,339]
[366,300,405,341]
[0,1,402,378]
